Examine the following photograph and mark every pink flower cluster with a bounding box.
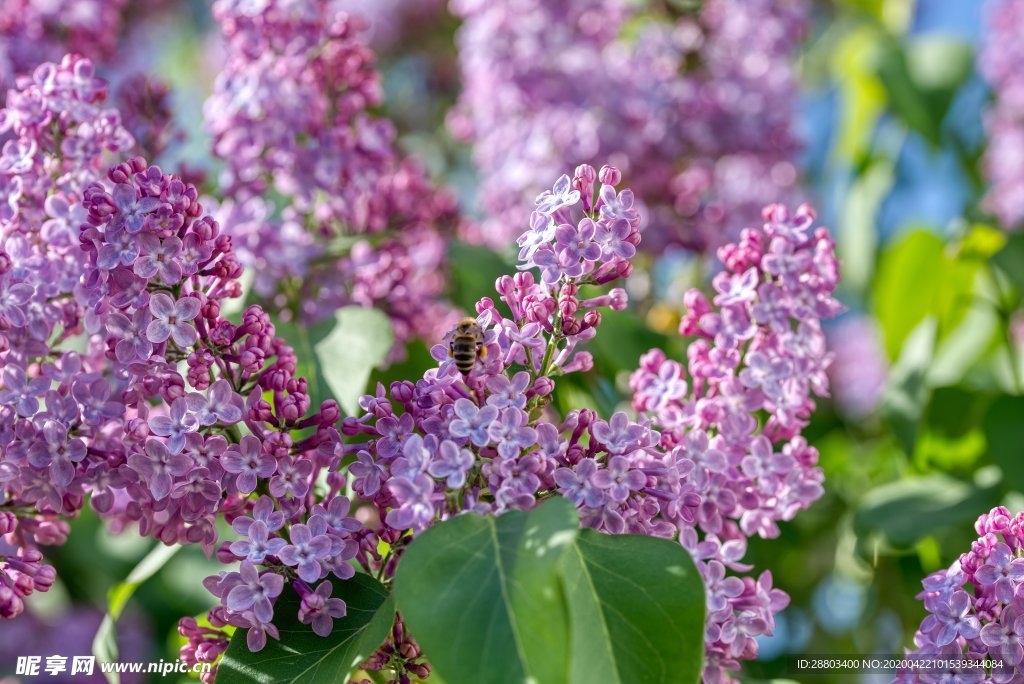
[897,507,1024,682]
[980,0,1024,230]
[448,0,806,252]
[630,203,842,681]
[205,0,461,350]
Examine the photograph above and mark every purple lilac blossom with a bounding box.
[205,0,461,356]
[629,203,842,681]
[449,0,806,252]
[896,507,1024,682]
[980,0,1024,230]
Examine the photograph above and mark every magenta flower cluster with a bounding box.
[629,203,842,681]
[448,0,806,252]
[897,507,1024,682]
[980,0,1024,230]
[205,0,461,351]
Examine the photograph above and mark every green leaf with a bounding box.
[93,543,180,684]
[272,315,338,409]
[983,395,1024,489]
[877,36,973,145]
[839,159,891,294]
[217,573,394,684]
[561,531,705,684]
[393,497,708,684]
[872,229,980,360]
[992,232,1024,297]
[881,317,936,454]
[393,497,579,684]
[854,472,1000,550]
[447,241,515,314]
[315,307,394,416]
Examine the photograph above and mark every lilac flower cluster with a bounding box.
[0,1,128,95]
[342,164,642,533]
[205,0,461,350]
[980,0,1024,230]
[897,507,1024,682]
[629,203,842,681]
[448,0,806,252]
[69,156,380,676]
[0,55,134,618]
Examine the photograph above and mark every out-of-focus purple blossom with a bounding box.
[205,0,461,357]
[981,0,1024,230]
[449,0,806,251]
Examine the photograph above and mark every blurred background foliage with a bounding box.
[1,0,1020,682]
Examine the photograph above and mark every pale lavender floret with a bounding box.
[146,292,201,347]
[225,562,284,625]
[104,309,153,363]
[535,174,580,215]
[298,581,347,638]
[0,280,33,326]
[110,182,162,234]
[0,366,50,417]
[428,440,474,488]
[590,455,646,503]
[979,606,1024,666]
[231,496,286,536]
[974,543,1024,603]
[278,524,333,583]
[95,225,140,270]
[148,397,199,454]
[221,435,277,494]
[134,234,183,284]
[186,379,245,426]
[268,456,313,498]
[309,496,361,534]
[921,590,981,646]
[485,371,530,410]
[27,420,87,487]
[553,218,602,265]
[553,460,605,508]
[71,378,124,426]
[127,438,191,500]
[590,412,647,455]
[349,450,386,497]
[448,398,499,447]
[487,408,538,460]
[390,433,432,480]
[386,473,437,531]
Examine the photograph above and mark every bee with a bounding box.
[448,317,486,376]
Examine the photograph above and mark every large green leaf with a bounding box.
[273,315,338,410]
[983,395,1024,489]
[217,573,394,684]
[393,497,707,684]
[93,543,180,684]
[838,159,891,294]
[877,36,973,145]
[393,497,578,684]
[853,472,1001,550]
[881,317,936,455]
[561,531,705,684]
[314,307,394,416]
[872,229,980,361]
